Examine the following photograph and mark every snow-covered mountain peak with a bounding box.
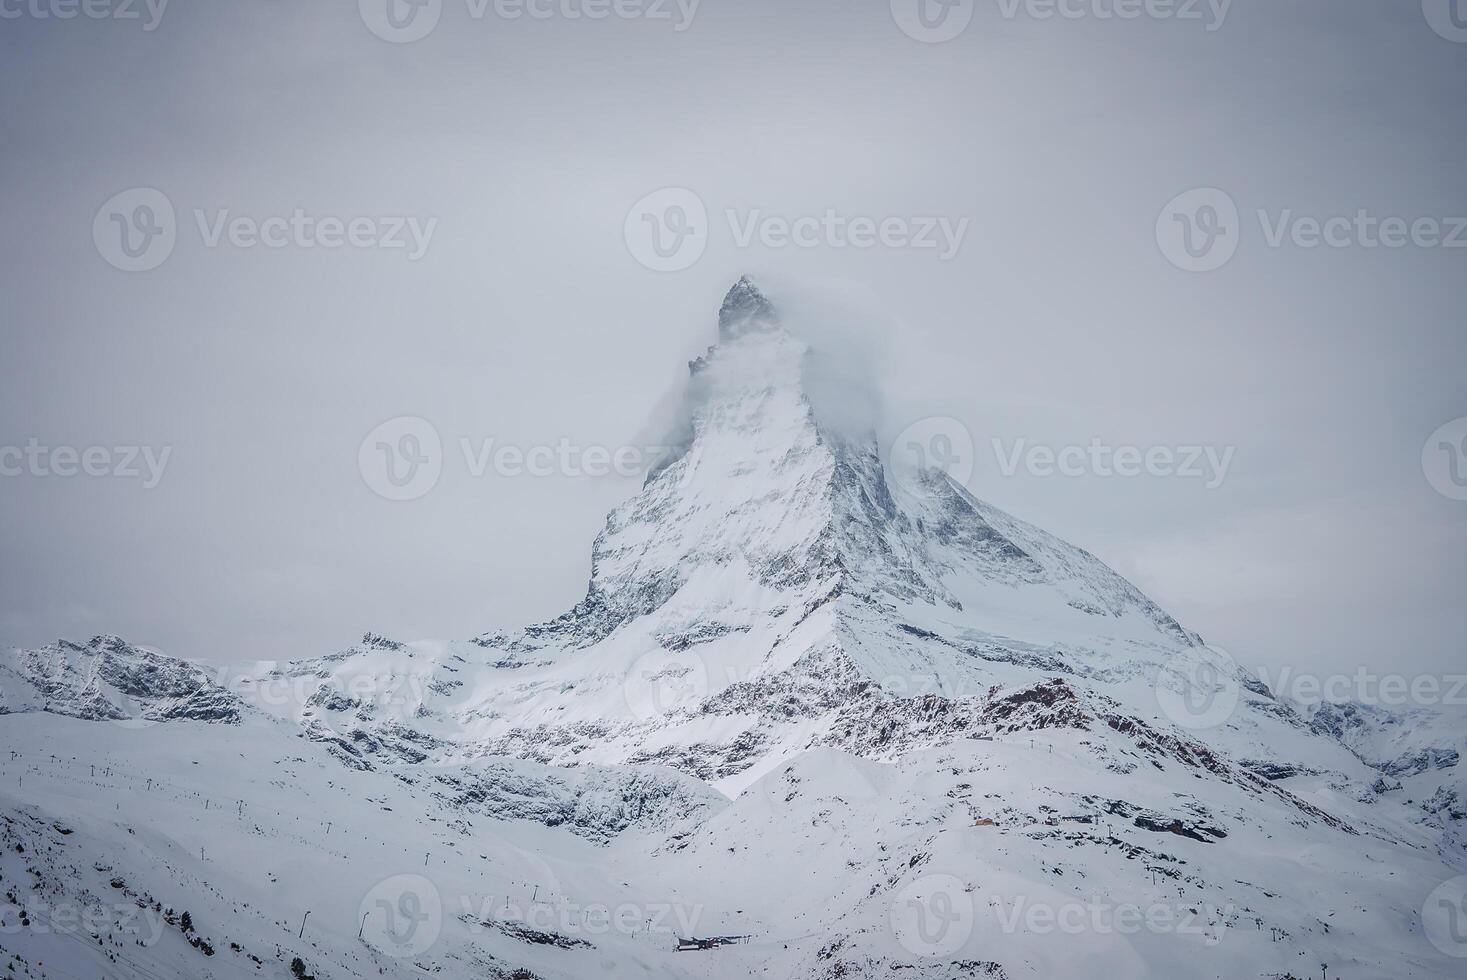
[4,280,1465,980]
[0,633,243,724]
[716,274,780,340]
[5,284,1216,787]
[418,283,1235,785]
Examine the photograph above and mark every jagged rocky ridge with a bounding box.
[0,634,244,724]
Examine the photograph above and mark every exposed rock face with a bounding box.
[432,757,724,845]
[0,634,242,724]
[1308,701,1461,775]
[718,274,780,339]
[1302,699,1466,822]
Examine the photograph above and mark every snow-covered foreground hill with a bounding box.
[3,699,1464,980]
[3,280,1465,979]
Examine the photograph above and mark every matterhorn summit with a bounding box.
[717,274,781,338]
[2,280,1464,980]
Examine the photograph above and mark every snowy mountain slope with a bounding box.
[1306,700,1464,780]
[1302,700,1467,825]
[3,695,1463,980]
[0,711,726,980]
[663,730,1461,980]
[3,279,1464,979]
[0,634,243,725]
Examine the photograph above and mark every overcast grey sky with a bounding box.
[1,1,1463,686]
